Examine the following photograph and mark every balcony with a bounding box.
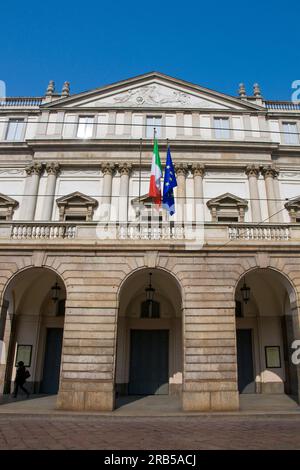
[0,221,299,248]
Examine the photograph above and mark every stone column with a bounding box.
[245,164,262,222]
[261,165,279,223]
[101,163,116,221]
[191,163,205,223]
[22,163,43,220]
[118,163,132,222]
[175,163,188,222]
[273,174,284,222]
[42,162,60,221]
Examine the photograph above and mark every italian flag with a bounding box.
[148,138,162,205]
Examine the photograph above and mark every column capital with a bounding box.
[261,164,279,179]
[46,162,61,176]
[175,163,188,177]
[101,162,117,176]
[245,164,260,178]
[190,163,205,177]
[25,162,44,176]
[118,163,132,176]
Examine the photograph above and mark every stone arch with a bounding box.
[234,265,300,403]
[0,265,67,396]
[116,264,184,307]
[234,265,299,309]
[116,265,183,403]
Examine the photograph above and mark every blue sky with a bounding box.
[1,0,299,100]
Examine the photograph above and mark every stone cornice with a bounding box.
[23,138,280,154]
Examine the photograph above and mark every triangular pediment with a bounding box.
[131,194,154,206]
[207,192,248,207]
[43,72,263,111]
[0,193,18,208]
[56,191,98,207]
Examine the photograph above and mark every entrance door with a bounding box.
[129,329,169,395]
[41,328,63,394]
[236,329,255,393]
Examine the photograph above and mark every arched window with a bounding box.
[141,300,160,319]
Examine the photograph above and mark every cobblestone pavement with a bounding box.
[0,415,299,450]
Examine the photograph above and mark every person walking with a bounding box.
[13,361,30,398]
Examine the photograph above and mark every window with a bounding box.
[77,116,94,138]
[146,116,162,138]
[282,122,299,144]
[6,119,25,141]
[65,215,87,221]
[214,117,230,139]
[218,216,239,223]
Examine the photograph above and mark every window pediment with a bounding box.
[56,192,98,221]
[285,196,300,222]
[0,193,19,220]
[207,193,248,223]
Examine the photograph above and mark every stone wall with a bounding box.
[0,249,299,410]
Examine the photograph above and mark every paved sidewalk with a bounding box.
[0,393,299,417]
[0,414,299,449]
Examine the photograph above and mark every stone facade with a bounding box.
[0,72,299,411]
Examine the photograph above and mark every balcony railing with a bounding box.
[0,221,296,244]
[228,225,291,241]
[0,97,44,108]
[265,100,300,111]
[10,223,76,240]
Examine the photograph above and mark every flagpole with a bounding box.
[139,138,142,203]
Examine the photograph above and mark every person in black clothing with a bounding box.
[13,361,30,398]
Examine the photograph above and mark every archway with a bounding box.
[0,267,66,398]
[235,268,299,403]
[116,268,183,403]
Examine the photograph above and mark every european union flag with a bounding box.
[162,146,177,215]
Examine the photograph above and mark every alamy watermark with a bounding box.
[291,80,300,104]
[95,200,205,250]
[0,80,6,103]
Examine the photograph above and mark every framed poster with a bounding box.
[265,346,281,368]
[15,344,32,367]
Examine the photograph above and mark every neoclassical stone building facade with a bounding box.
[0,72,299,411]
